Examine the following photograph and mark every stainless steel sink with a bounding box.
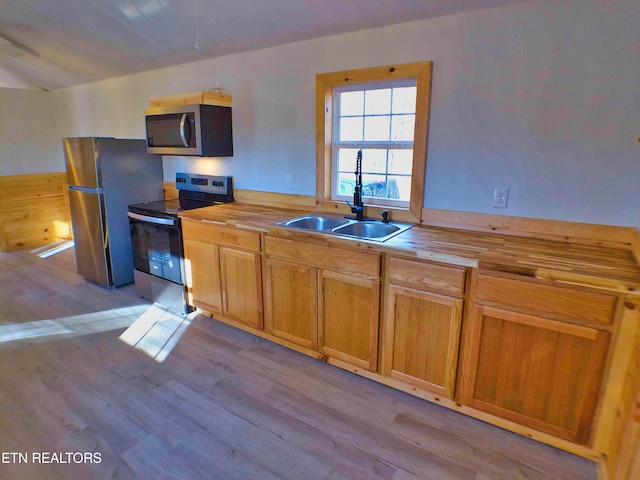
[277,214,413,242]
[332,221,412,241]
[283,215,349,231]
[333,222,399,238]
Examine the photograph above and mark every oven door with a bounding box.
[127,211,183,285]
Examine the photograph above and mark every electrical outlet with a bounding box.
[493,187,509,208]
[285,175,293,189]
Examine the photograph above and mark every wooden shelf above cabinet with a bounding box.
[148,91,232,108]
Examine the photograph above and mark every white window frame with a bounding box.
[331,79,417,208]
[316,62,433,223]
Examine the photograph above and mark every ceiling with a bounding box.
[0,0,532,91]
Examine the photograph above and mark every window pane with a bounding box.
[337,148,359,173]
[388,149,413,175]
[340,91,364,116]
[364,115,390,141]
[340,117,363,141]
[391,114,415,141]
[361,174,388,198]
[328,72,424,207]
[365,89,391,115]
[361,149,387,174]
[337,172,355,196]
[392,86,417,114]
[389,175,411,201]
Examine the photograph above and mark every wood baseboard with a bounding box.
[199,308,602,462]
[0,172,71,251]
[422,208,634,248]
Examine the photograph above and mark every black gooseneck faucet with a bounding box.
[346,149,364,220]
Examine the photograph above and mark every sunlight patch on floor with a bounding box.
[31,240,75,258]
[119,303,196,362]
[0,305,150,343]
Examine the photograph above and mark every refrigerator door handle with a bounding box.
[127,211,176,226]
[68,185,104,194]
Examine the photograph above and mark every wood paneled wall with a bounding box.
[0,173,71,251]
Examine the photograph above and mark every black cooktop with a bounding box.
[128,197,220,217]
[128,173,234,219]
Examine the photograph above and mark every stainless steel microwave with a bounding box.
[144,104,233,157]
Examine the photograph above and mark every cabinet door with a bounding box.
[220,247,263,329]
[183,239,222,313]
[319,270,380,371]
[264,258,318,349]
[382,285,463,398]
[459,305,610,444]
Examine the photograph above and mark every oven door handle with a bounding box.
[127,211,176,226]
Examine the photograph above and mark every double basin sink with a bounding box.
[277,214,413,242]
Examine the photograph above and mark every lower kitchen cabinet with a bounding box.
[264,258,318,349]
[382,284,463,397]
[319,270,380,371]
[183,238,222,313]
[459,303,610,444]
[264,236,381,370]
[381,257,466,398]
[182,218,263,329]
[219,247,263,329]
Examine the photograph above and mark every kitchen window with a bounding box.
[316,62,432,222]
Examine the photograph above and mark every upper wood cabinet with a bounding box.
[459,271,619,445]
[382,257,466,398]
[182,218,263,329]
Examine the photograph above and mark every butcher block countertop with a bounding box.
[179,203,640,295]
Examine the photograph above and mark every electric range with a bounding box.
[127,173,233,314]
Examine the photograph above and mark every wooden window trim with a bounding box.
[315,61,433,223]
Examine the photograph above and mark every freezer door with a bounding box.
[64,137,100,188]
[68,188,111,286]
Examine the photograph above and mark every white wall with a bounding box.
[3,0,639,226]
[0,88,61,175]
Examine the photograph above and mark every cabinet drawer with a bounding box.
[182,218,261,252]
[388,257,465,297]
[475,273,617,326]
[265,236,379,279]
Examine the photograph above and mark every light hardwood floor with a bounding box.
[0,248,597,479]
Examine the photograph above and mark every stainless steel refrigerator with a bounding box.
[64,137,163,287]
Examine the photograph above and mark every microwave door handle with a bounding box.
[179,113,189,147]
